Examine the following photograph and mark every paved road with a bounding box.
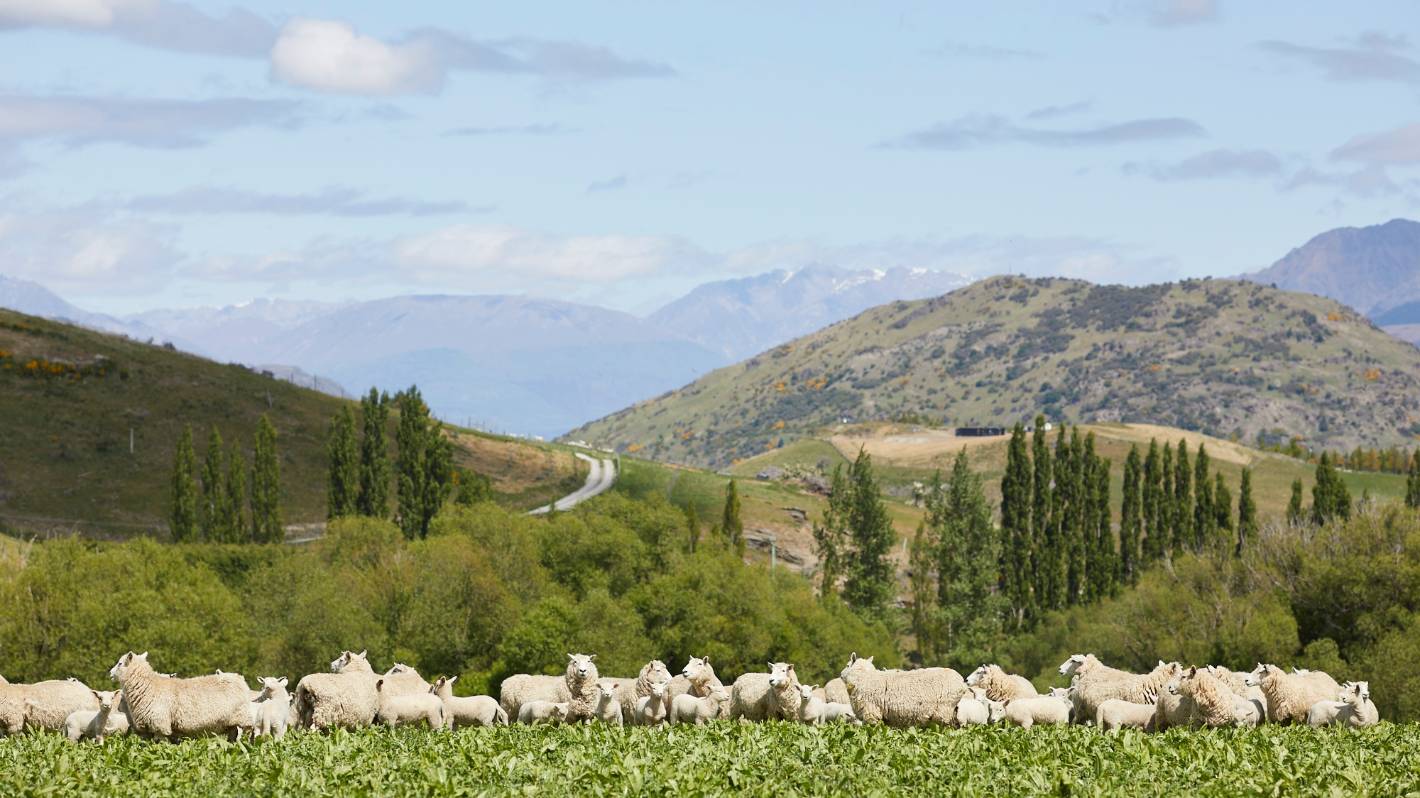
[529,452,617,515]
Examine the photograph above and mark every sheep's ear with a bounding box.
[866,656,874,664]
[357,650,367,659]
[567,653,575,661]
[447,675,457,686]
[589,654,596,661]
[768,662,775,671]
[375,679,384,691]
[137,652,148,660]
[92,689,101,700]
[703,656,710,665]
[277,677,287,687]
[848,652,858,664]
[787,664,795,672]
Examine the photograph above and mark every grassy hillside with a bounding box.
[0,309,582,537]
[568,276,1420,469]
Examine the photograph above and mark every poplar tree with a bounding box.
[1088,451,1115,600]
[1236,468,1256,556]
[1030,416,1051,611]
[200,425,225,540]
[326,405,360,520]
[1213,472,1233,537]
[1141,439,1161,565]
[1001,424,1033,620]
[685,504,701,554]
[908,521,939,662]
[226,444,249,542]
[357,388,391,518]
[1173,440,1192,555]
[1065,427,1086,605]
[813,465,850,600]
[250,414,283,543]
[930,448,1005,666]
[1159,443,1174,558]
[1120,445,1142,585]
[722,479,744,557]
[1193,443,1215,551]
[843,450,894,618]
[1287,478,1305,526]
[1408,450,1420,509]
[169,425,199,543]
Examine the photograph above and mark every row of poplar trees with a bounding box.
[326,386,454,540]
[998,416,1257,626]
[169,415,282,543]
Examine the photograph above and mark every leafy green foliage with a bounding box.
[326,406,359,520]
[169,425,198,543]
[250,415,282,543]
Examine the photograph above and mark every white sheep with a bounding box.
[1002,688,1072,730]
[796,684,859,725]
[838,653,965,727]
[518,700,568,725]
[1173,667,1259,728]
[1206,666,1268,723]
[953,695,993,727]
[250,677,291,739]
[430,676,506,729]
[380,663,432,698]
[563,654,601,723]
[669,687,731,725]
[374,678,443,729]
[602,660,673,724]
[1,677,99,735]
[1250,664,1343,725]
[63,690,129,742]
[729,662,802,722]
[1307,681,1379,728]
[498,674,570,721]
[966,664,1038,702]
[292,650,380,730]
[634,679,672,726]
[108,652,250,739]
[1152,680,1193,732]
[816,678,852,706]
[668,656,724,705]
[1058,655,1181,724]
[594,681,624,726]
[1095,698,1156,732]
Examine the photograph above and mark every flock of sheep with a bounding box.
[0,650,1379,743]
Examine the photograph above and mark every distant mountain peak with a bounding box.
[1247,218,1420,318]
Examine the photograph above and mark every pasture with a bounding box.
[2,723,1416,797]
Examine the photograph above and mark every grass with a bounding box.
[1,724,1417,797]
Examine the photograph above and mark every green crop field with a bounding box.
[1,724,1416,797]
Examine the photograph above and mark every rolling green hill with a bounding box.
[0,309,583,537]
[567,276,1420,469]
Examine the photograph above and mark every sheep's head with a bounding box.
[1255,664,1284,684]
[709,688,730,705]
[840,652,875,684]
[258,676,288,697]
[550,704,568,722]
[986,700,1006,723]
[1058,654,1089,676]
[330,650,368,673]
[682,656,714,682]
[1047,687,1071,701]
[1166,680,1182,696]
[598,682,616,700]
[966,665,988,686]
[797,684,816,701]
[566,653,597,681]
[768,662,795,688]
[91,690,117,710]
[650,679,669,698]
[387,663,412,675]
[108,651,148,681]
[1341,682,1370,705]
[431,675,457,696]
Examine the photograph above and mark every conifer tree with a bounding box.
[357,388,391,518]
[250,414,283,543]
[1173,440,1192,555]
[843,450,895,618]
[813,465,850,600]
[1287,478,1305,526]
[1120,445,1142,585]
[395,387,452,539]
[1408,450,1420,510]
[170,425,199,543]
[326,405,360,520]
[929,448,1005,666]
[1311,453,1351,525]
[722,479,744,557]
[1236,468,1256,556]
[1193,443,1214,551]
[225,444,248,542]
[1000,424,1033,620]
[1141,439,1161,565]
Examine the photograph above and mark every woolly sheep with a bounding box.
[64,690,128,742]
[966,664,1038,702]
[601,660,673,724]
[250,677,291,739]
[1096,699,1156,732]
[668,656,724,705]
[1,677,99,735]
[293,650,380,731]
[1058,655,1181,724]
[817,678,851,706]
[1152,680,1193,731]
[1173,668,1259,728]
[729,662,801,722]
[1206,666,1267,722]
[108,652,250,739]
[431,676,506,729]
[518,700,568,725]
[796,684,859,725]
[380,663,432,698]
[1002,688,1072,729]
[669,687,731,725]
[498,674,570,720]
[594,682,624,726]
[953,695,994,727]
[374,678,443,729]
[563,654,601,723]
[839,653,965,727]
[1307,681,1379,728]
[634,679,672,726]
[1251,664,1343,725]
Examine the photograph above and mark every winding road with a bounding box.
[528,452,617,515]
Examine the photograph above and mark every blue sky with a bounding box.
[1,0,1417,314]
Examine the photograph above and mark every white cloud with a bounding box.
[270,18,444,96]
[0,94,300,149]
[0,209,179,292]
[0,0,274,57]
[0,0,152,27]
[391,225,707,283]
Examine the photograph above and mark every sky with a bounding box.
[0,0,1418,315]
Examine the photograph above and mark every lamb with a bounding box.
[839,653,965,727]
[1307,682,1379,728]
[1,677,99,735]
[108,652,250,739]
[1251,663,1344,725]
[669,688,731,725]
[430,676,506,729]
[634,679,672,726]
[1152,680,1193,731]
[374,678,443,729]
[953,694,994,727]
[250,677,291,739]
[1095,698,1156,732]
[593,681,624,726]
[498,674,570,721]
[292,650,380,731]
[1002,688,1072,729]
[1058,655,1182,724]
[563,653,601,723]
[601,659,673,724]
[729,662,801,721]
[518,700,568,725]
[796,684,859,725]
[63,690,129,742]
[966,664,1038,702]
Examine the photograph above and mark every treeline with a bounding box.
[168,416,282,543]
[0,496,896,694]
